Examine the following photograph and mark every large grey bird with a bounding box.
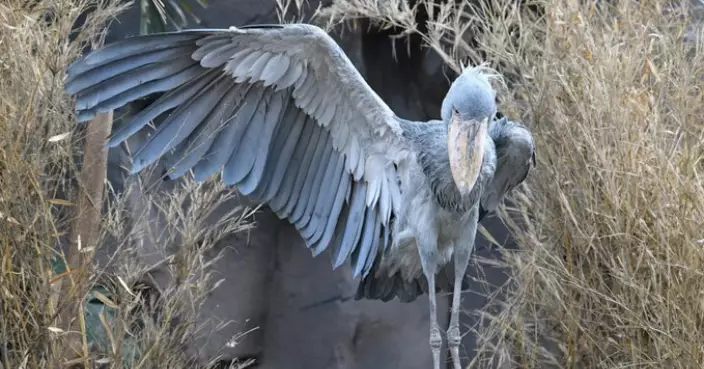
[64,23,535,369]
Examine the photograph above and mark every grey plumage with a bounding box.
[478,116,536,219]
[64,23,536,369]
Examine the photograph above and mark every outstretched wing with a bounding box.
[478,117,536,221]
[65,23,412,278]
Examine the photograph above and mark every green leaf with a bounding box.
[84,286,142,365]
[51,256,142,364]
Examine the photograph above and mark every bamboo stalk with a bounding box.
[56,111,113,367]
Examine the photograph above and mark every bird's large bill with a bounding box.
[448,115,488,196]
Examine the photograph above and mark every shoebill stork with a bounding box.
[64,23,536,369]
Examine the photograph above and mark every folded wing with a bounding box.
[478,117,536,221]
[65,23,412,278]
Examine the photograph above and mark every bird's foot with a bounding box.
[448,325,462,369]
[430,326,442,369]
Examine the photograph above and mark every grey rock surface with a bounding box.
[97,1,516,368]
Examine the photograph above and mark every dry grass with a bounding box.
[321,0,704,368]
[0,0,255,368]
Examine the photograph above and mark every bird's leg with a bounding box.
[417,232,442,369]
[448,204,480,369]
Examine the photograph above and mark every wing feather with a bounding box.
[260,108,306,202]
[336,181,367,268]
[199,42,241,68]
[261,54,289,87]
[238,90,289,194]
[309,152,346,245]
[479,117,536,220]
[65,32,204,76]
[65,23,414,288]
[193,84,262,181]
[250,99,298,200]
[274,59,303,90]
[352,205,377,278]
[300,136,334,230]
[222,88,270,185]
[248,52,273,79]
[269,115,313,214]
[292,133,330,225]
[279,119,321,218]
[306,149,342,243]
[191,38,231,60]
[90,65,203,115]
[66,45,197,95]
[75,56,196,111]
[363,215,383,277]
[311,156,350,255]
[131,74,230,173]
[165,84,243,179]
[107,68,221,146]
[232,50,263,77]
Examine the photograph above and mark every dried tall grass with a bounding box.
[321,0,704,367]
[0,0,255,368]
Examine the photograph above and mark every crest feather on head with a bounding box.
[459,61,504,89]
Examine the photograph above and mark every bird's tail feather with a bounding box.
[354,258,471,303]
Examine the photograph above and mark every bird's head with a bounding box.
[442,63,501,197]
[440,63,500,124]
